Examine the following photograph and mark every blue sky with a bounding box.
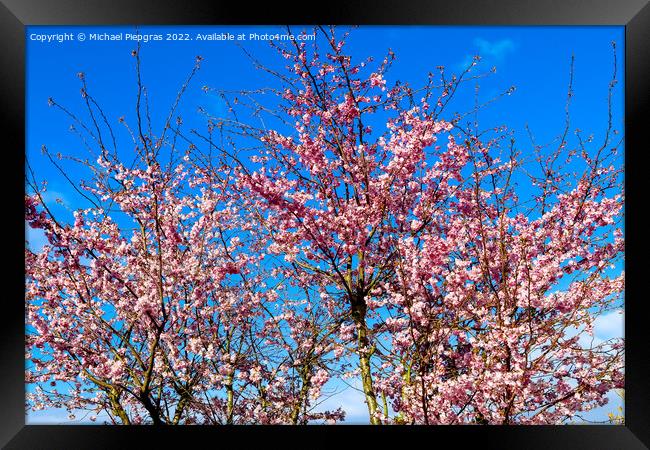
[26,25,624,424]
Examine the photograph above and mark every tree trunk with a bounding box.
[225,373,235,425]
[290,367,311,425]
[108,388,131,425]
[351,294,382,425]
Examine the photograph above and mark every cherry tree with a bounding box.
[215,27,504,424]
[371,49,625,424]
[25,51,342,424]
[377,128,624,424]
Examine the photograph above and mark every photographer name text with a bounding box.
[29,31,316,44]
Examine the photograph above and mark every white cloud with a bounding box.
[594,310,624,341]
[314,378,370,424]
[564,324,603,349]
[457,37,517,71]
[473,38,516,60]
[561,309,624,350]
[27,408,110,424]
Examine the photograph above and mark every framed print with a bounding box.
[2,0,649,448]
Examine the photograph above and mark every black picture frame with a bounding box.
[2,0,648,448]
